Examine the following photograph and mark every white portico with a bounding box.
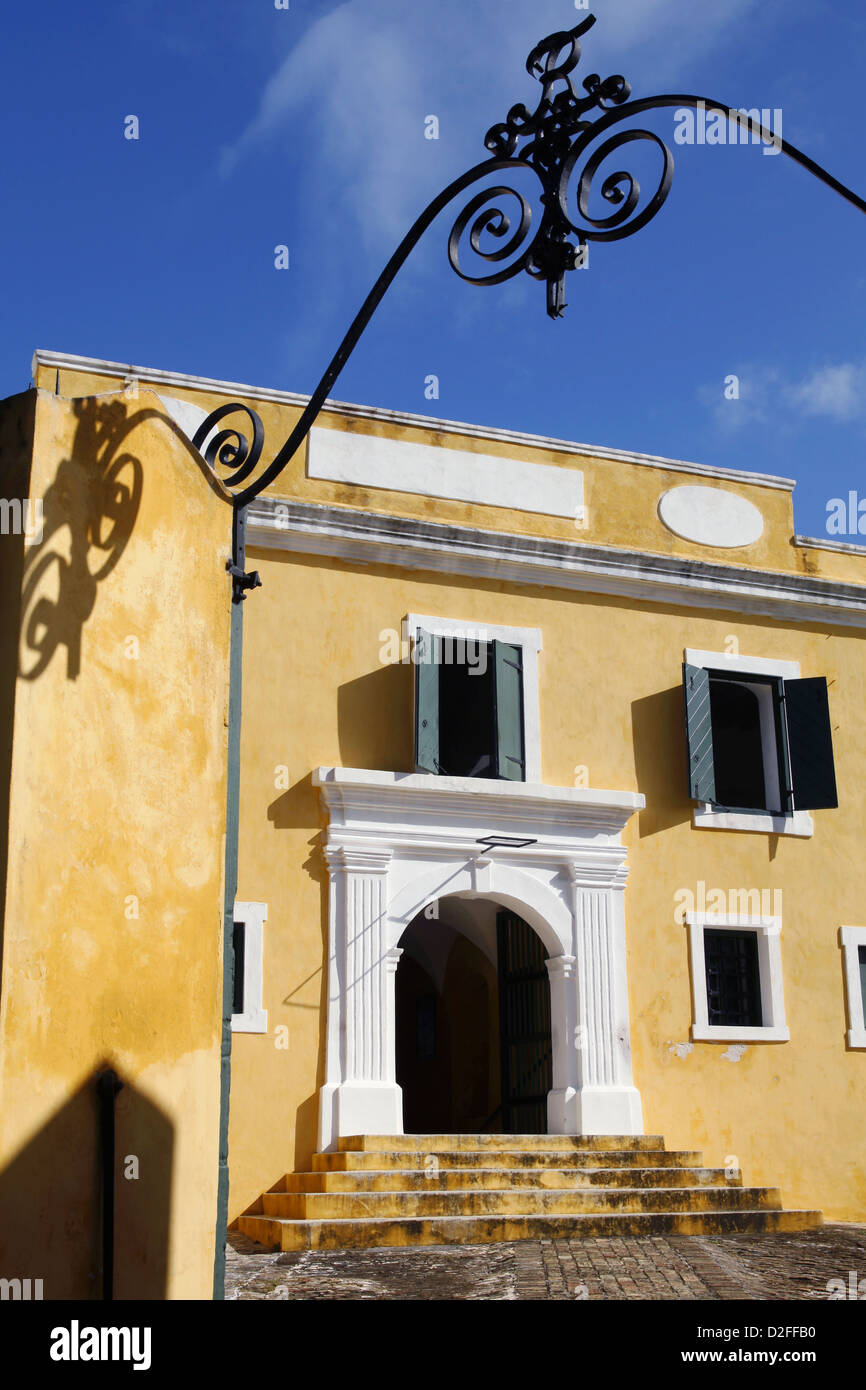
[314,767,645,1151]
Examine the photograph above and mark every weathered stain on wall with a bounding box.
[0,388,233,1299]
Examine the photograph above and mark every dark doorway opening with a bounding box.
[395,903,552,1134]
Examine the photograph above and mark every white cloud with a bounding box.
[702,360,866,432]
[785,363,866,422]
[220,0,765,251]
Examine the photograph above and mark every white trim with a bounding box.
[693,805,813,837]
[684,649,801,681]
[404,613,543,783]
[32,349,796,490]
[841,926,866,1049]
[246,500,866,630]
[231,901,268,1034]
[308,426,584,521]
[685,912,789,1043]
[314,766,645,1149]
[684,648,814,838]
[795,534,866,555]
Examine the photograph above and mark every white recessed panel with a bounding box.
[659,485,763,548]
[308,427,583,520]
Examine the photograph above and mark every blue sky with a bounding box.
[1,0,864,539]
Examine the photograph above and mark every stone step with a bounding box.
[261,1185,781,1220]
[313,1148,704,1172]
[337,1134,667,1153]
[238,1207,823,1253]
[277,1166,741,1193]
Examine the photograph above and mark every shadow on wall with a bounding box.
[18,397,144,682]
[337,663,413,772]
[0,1063,173,1301]
[631,685,692,837]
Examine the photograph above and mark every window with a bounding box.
[685,913,789,1042]
[704,929,762,1027]
[405,615,542,782]
[682,648,837,835]
[841,927,866,1048]
[231,901,268,1034]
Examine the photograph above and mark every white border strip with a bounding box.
[841,926,866,1049]
[685,912,789,1043]
[32,349,796,491]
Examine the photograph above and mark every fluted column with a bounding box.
[567,859,643,1135]
[318,846,402,1150]
[545,954,578,1134]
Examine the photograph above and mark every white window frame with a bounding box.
[684,648,813,838]
[841,926,866,1049]
[685,912,789,1042]
[231,901,268,1034]
[404,613,543,782]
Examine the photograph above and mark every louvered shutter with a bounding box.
[784,676,838,810]
[493,641,525,781]
[414,628,440,773]
[683,663,716,803]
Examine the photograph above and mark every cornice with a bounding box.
[32,349,795,490]
[250,499,866,629]
[313,767,643,848]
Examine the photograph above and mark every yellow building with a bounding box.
[2,348,865,1293]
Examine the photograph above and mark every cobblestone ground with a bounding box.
[225,1224,866,1301]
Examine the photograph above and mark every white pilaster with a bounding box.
[318,845,402,1151]
[568,859,643,1135]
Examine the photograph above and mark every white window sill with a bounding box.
[848,1028,866,1049]
[693,805,813,838]
[691,1024,790,1043]
[231,1009,268,1035]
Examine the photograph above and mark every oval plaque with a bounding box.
[658,485,764,548]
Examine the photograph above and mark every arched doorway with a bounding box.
[395,898,553,1134]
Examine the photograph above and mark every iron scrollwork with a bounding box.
[193,11,865,521]
[448,15,674,318]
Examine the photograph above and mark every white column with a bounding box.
[568,859,643,1135]
[545,954,578,1134]
[318,846,402,1150]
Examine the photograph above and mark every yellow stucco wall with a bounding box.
[229,548,866,1223]
[23,357,866,1237]
[0,387,233,1299]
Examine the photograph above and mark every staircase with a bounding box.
[237,1134,822,1252]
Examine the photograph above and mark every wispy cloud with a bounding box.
[701,359,866,432]
[220,0,764,250]
[787,362,866,422]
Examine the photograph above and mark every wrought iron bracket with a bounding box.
[192,11,866,531]
[226,560,262,603]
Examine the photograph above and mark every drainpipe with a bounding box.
[213,506,260,1299]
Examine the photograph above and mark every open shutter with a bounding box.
[783,676,838,810]
[493,641,525,781]
[414,628,440,773]
[682,663,716,803]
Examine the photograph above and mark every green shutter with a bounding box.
[493,641,525,781]
[682,663,716,803]
[414,628,440,773]
[784,676,838,810]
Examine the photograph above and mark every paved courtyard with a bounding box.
[225,1224,866,1301]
